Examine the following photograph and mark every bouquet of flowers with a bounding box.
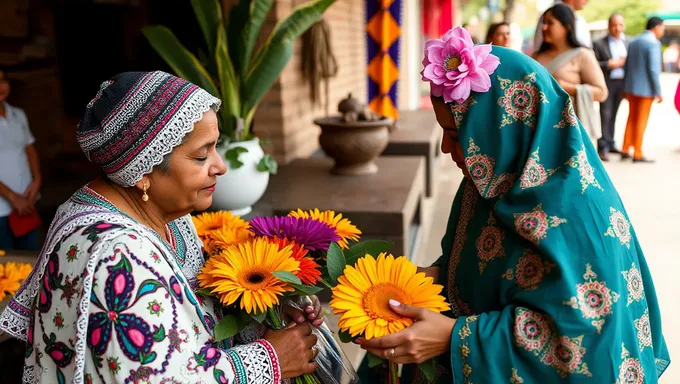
[193,209,394,384]
[330,253,450,384]
[0,261,33,301]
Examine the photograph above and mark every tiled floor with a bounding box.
[334,74,680,382]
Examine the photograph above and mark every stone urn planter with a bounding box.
[313,94,393,176]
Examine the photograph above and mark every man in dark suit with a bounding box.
[593,13,629,161]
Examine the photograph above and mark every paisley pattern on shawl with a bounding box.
[1,186,281,384]
[399,47,670,384]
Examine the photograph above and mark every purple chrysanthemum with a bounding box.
[249,216,340,252]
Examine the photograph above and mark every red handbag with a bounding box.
[8,210,42,237]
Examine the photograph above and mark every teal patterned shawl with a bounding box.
[409,47,669,383]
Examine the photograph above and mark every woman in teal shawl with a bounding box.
[359,28,670,383]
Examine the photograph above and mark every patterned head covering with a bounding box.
[77,71,221,187]
[399,47,669,383]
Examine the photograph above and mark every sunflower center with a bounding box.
[239,268,270,289]
[444,55,461,71]
[362,283,410,322]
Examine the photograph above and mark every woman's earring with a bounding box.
[142,184,149,202]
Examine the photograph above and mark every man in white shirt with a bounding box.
[0,69,42,250]
[593,13,629,161]
[533,0,592,50]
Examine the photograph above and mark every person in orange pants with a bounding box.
[621,17,665,163]
[621,95,654,160]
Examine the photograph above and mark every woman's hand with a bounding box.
[282,295,324,327]
[265,322,319,378]
[358,299,456,365]
[416,266,440,282]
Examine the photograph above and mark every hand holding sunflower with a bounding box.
[358,300,457,364]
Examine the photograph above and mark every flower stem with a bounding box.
[389,361,399,384]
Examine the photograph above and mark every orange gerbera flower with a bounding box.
[192,211,251,254]
[198,238,299,314]
[288,209,361,249]
[268,237,322,286]
[330,253,449,340]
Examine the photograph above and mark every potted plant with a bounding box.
[143,0,335,215]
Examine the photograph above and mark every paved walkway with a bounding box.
[423,73,680,382]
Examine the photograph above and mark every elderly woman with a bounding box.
[0,71,322,383]
[359,29,669,383]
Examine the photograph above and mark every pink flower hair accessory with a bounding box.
[421,26,501,104]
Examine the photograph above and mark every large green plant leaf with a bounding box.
[142,26,219,97]
[242,0,335,117]
[190,0,221,60]
[228,0,275,78]
[216,22,241,137]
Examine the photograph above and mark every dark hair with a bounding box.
[646,17,664,31]
[485,22,510,44]
[537,3,582,54]
[609,13,624,23]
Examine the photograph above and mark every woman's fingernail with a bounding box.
[308,314,316,320]
[389,299,401,307]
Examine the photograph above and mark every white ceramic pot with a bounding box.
[211,138,269,216]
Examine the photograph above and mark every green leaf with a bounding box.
[256,154,278,174]
[214,315,240,342]
[152,325,166,342]
[418,358,437,382]
[224,146,249,169]
[290,283,323,296]
[228,0,275,78]
[344,240,394,266]
[142,26,219,97]
[243,0,335,119]
[251,311,267,323]
[338,330,353,343]
[216,22,242,137]
[195,288,214,297]
[138,351,157,365]
[272,271,302,285]
[367,353,384,368]
[190,0,221,59]
[326,242,346,284]
[318,278,333,289]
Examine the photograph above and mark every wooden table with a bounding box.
[258,156,425,259]
[383,109,442,197]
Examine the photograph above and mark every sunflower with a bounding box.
[268,237,322,286]
[330,253,450,340]
[197,237,300,314]
[0,262,32,301]
[289,209,361,249]
[192,211,249,240]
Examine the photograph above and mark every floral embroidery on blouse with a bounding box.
[635,309,653,351]
[563,263,620,334]
[501,249,555,290]
[616,343,645,384]
[565,145,603,194]
[475,213,505,274]
[519,148,557,189]
[510,368,524,383]
[553,99,578,129]
[621,262,646,306]
[513,204,567,245]
[66,245,79,262]
[497,72,548,129]
[514,307,592,378]
[447,182,478,316]
[605,208,632,249]
[450,97,477,128]
[465,138,516,199]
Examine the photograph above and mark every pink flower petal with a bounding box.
[468,70,492,92]
[473,44,492,63]
[427,45,445,64]
[479,54,501,74]
[423,64,446,85]
[433,65,446,77]
[430,84,444,97]
[450,78,471,103]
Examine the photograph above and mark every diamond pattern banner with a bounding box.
[366,0,402,120]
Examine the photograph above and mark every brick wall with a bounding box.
[253,0,367,163]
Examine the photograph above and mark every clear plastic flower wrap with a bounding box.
[281,296,359,384]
